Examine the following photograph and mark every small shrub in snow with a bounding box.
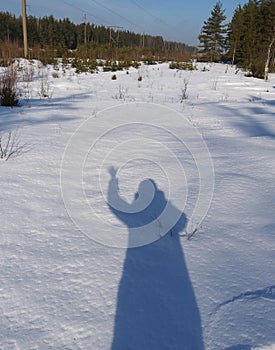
[0,129,23,160]
[0,66,19,106]
[201,65,209,72]
[180,79,189,102]
[212,78,218,90]
[113,85,127,100]
[16,60,35,83]
[61,56,70,72]
[38,70,52,99]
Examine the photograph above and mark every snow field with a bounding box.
[0,60,275,349]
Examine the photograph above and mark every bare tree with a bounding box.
[264,36,275,80]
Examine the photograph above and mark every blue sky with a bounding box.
[4,0,248,45]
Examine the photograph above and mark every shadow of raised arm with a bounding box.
[107,166,136,214]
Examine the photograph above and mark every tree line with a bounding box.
[0,12,196,64]
[199,0,275,79]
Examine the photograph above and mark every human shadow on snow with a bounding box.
[108,167,204,350]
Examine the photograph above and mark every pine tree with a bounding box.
[198,1,227,62]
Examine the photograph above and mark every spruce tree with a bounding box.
[259,0,275,79]
[228,0,274,79]
[198,1,227,62]
[227,5,244,65]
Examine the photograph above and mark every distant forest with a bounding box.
[0,12,196,63]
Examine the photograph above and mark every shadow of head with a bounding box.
[134,178,165,203]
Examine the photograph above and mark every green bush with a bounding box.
[0,66,19,106]
[131,61,141,69]
[143,58,157,65]
[169,61,196,71]
[103,60,117,72]
[71,58,89,73]
[87,59,98,73]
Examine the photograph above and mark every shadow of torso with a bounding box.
[108,176,204,350]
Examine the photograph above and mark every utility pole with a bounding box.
[22,0,28,58]
[83,13,87,44]
[107,26,123,47]
[107,26,123,61]
[108,27,113,47]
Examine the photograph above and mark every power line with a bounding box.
[26,0,176,44]
[129,0,165,24]
[30,0,144,32]
[88,0,144,32]
[128,0,180,35]
[26,1,62,17]
[60,0,113,26]
[60,0,149,41]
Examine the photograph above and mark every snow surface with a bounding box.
[0,60,275,349]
